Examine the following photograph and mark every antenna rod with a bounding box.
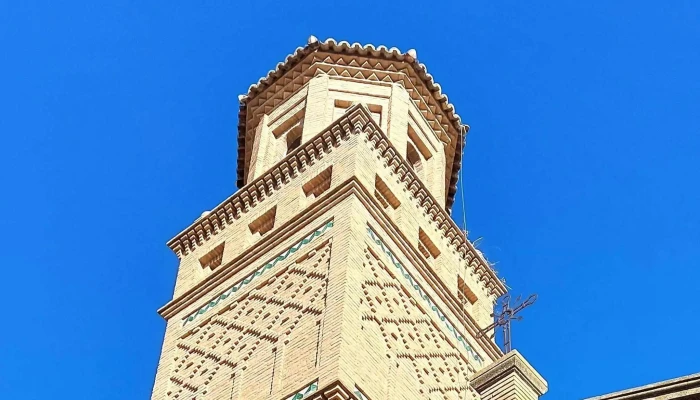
[477,293,537,353]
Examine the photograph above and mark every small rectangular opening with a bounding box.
[285,121,303,155]
[458,276,478,305]
[199,242,225,270]
[406,141,424,177]
[374,176,400,210]
[333,99,352,121]
[303,166,333,199]
[333,100,382,125]
[418,228,440,259]
[407,124,432,159]
[334,99,352,108]
[367,104,382,125]
[249,206,277,237]
[273,108,305,138]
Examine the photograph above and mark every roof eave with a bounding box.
[235,38,468,212]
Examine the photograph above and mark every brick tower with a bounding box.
[151,37,547,400]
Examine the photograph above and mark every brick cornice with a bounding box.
[236,39,468,212]
[160,178,503,366]
[353,183,503,361]
[241,38,465,140]
[159,180,357,321]
[356,106,505,298]
[166,106,367,258]
[305,381,355,400]
[167,104,504,301]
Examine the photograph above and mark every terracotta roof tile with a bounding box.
[236,37,467,213]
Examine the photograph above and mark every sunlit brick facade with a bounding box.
[150,37,547,400]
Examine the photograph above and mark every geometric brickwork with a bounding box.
[167,240,332,400]
[360,245,475,400]
[182,221,334,326]
[367,227,484,366]
[151,38,547,400]
[237,39,469,212]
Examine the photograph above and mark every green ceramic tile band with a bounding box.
[182,221,334,326]
[287,381,318,400]
[367,226,484,366]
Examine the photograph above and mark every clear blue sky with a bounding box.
[1,1,698,399]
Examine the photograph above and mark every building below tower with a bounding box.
[586,373,700,400]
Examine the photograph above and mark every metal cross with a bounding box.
[477,293,537,353]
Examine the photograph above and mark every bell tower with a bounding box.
[151,37,546,400]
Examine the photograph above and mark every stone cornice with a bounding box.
[471,350,548,396]
[168,104,504,295]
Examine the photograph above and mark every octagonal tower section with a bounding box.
[238,37,465,212]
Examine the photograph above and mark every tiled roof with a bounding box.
[236,37,468,212]
[585,372,700,400]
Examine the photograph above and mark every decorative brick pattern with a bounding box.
[168,240,332,399]
[182,220,333,326]
[367,226,484,366]
[152,39,547,400]
[236,39,469,205]
[360,245,475,399]
[167,104,503,299]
